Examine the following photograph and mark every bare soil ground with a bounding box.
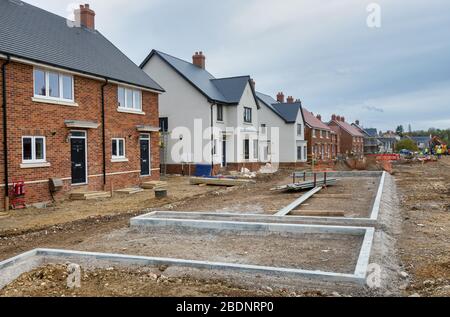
[293,177,379,218]
[72,229,362,273]
[0,176,217,236]
[394,157,450,297]
[0,264,328,297]
[169,174,378,218]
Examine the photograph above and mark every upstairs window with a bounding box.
[217,105,223,122]
[244,107,252,123]
[297,124,302,136]
[118,87,142,112]
[34,69,74,102]
[22,136,46,163]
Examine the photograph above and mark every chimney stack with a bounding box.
[355,120,360,126]
[332,114,337,121]
[336,115,341,122]
[75,4,96,30]
[250,79,256,91]
[316,114,322,121]
[192,51,206,69]
[276,92,285,103]
[287,96,294,104]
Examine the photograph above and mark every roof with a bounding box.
[141,50,258,106]
[331,119,365,137]
[302,108,331,131]
[365,128,379,137]
[351,123,371,137]
[410,136,431,144]
[256,92,302,124]
[0,0,163,91]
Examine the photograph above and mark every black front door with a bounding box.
[71,137,86,184]
[140,137,150,176]
[222,138,227,167]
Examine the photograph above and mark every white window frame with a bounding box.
[22,136,46,163]
[33,68,74,103]
[112,138,126,160]
[118,86,142,112]
[297,124,302,136]
[243,107,252,123]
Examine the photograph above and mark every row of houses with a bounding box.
[0,1,377,210]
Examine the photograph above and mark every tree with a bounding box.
[396,125,404,135]
[396,139,419,152]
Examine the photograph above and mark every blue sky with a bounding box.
[26,0,450,131]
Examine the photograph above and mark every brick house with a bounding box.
[328,115,364,156]
[0,2,164,209]
[302,108,335,162]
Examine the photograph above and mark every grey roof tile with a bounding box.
[0,0,163,91]
[142,50,256,105]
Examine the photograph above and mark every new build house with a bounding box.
[140,50,261,174]
[302,108,335,162]
[256,92,307,167]
[0,1,164,209]
[329,115,365,156]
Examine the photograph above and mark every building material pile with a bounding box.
[141,181,167,190]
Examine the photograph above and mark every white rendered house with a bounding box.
[257,92,308,166]
[140,51,261,174]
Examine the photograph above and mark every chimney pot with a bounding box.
[342,116,345,122]
[355,120,360,125]
[192,51,206,69]
[276,92,285,103]
[332,114,337,121]
[75,3,96,30]
[317,114,322,121]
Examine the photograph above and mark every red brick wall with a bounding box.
[305,126,335,162]
[0,61,160,209]
[329,121,364,156]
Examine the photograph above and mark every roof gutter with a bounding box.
[2,55,11,210]
[0,53,164,94]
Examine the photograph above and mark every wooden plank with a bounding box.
[275,187,323,216]
[314,194,352,199]
[190,177,254,187]
[289,210,346,217]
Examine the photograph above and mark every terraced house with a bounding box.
[0,1,164,209]
[140,50,261,175]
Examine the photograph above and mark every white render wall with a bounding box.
[258,103,307,163]
[142,54,260,166]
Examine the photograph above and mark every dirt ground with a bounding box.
[72,229,361,274]
[1,159,449,297]
[0,264,330,297]
[0,176,218,236]
[394,157,450,297]
[167,175,379,218]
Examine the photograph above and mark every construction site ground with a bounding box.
[0,158,449,297]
